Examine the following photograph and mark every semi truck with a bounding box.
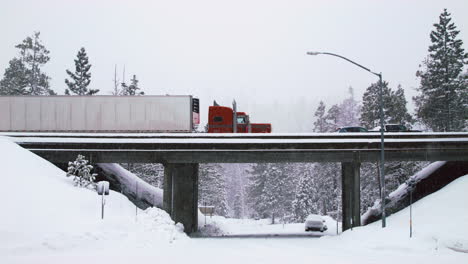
[0,95,197,132]
[207,100,271,133]
[0,96,271,133]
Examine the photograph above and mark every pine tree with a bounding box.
[360,162,382,214]
[14,32,54,95]
[339,87,361,127]
[315,162,341,216]
[126,163,165,188]
[65,47,98,95]
[246,163,298,222]
[223,163,249,218]
[261,165,288,223]
[121,75,144,95]
[387,85,414,127]
[67,154,97,187]
[325,104,341,131]
[232,193,243,218]
[323,88,361,131]
[199,164,228,216]
[414,9,467,131]
[0,58,29,95]
[361,82,414,129]
[313,101,328,132]
[292,169,320,222]
[246,163,269,218]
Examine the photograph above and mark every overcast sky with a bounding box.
[1,0,467,132]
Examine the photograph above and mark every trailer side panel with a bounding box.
[0,96,193,132]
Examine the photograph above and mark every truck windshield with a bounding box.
[237,117,246,124]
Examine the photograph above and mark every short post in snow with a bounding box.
[204,195,206,227]
[135,181,139,221]
[97,181,110,219]
[407,178,416,238]
[410,188,413,238]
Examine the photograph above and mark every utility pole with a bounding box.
[307,51,387,228]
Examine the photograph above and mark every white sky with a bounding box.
[0,0,467,132]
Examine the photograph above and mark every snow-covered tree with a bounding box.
[232,193,243,218]
[339,87,361,127]
[65,47,98,95]
[126,163,165,189]
[414,9,467,131]
[246,163,269,218]
[360,163,383,214]
[222,163,250,218]
[313,101,328,132]
[292,168,320,222]
[121,75,144,96]
[0,58,29,95]
[1,32,54,95]
[315,163,341,215]
[199,164,228,216]
[325,104,341,131]
[67,154,97,187]
[246,163,298,222]
[387,85,415,127]
[260,165,291,223]
[324,87,361,131]
[361,82,414,129]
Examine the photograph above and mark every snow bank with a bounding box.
[339,174,468,253]
[0,137,186,257]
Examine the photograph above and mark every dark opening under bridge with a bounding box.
[4,132,468,233]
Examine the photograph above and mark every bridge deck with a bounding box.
[3,132,468,163]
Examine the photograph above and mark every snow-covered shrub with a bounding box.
[67,154,97,188]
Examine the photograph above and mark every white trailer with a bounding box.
[0,95,195,132]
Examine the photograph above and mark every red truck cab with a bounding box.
[207,103,271,133]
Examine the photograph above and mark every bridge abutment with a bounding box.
[341,161,361,231]
[163,163,199,234]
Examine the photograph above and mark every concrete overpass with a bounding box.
[3,132,468,233]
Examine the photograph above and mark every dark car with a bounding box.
[385,124,409,132]
[371,124,421,132]
[336,126,368,133]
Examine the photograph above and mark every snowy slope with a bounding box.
[0,136,187,257]
[337,174,468,253]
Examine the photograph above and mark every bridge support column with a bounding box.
[163,163,199,234]
[163,163,173,216]
[341,161,361,231]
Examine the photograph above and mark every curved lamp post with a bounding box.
[307,51,386,228]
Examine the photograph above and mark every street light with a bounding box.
[307,51,387,228]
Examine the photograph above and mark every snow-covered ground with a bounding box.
[0,136,467,263]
